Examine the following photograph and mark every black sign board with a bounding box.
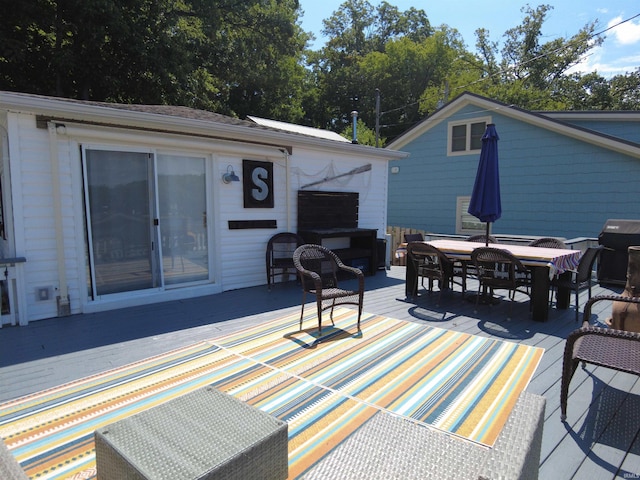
[243,159,274,208]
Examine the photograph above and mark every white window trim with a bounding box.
[456,196,487,235]
[447,116,492,156]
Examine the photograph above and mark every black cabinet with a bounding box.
[298,228,378,276]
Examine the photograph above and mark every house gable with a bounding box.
[389,93,640,160]
[386,93,640,240]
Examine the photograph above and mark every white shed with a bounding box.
[0,91,407,325]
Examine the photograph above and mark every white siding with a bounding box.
[3,108,396,323]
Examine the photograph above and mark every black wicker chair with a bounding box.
[467,234,498,244]
[407,242,465,305]
[293,244,364,333]
[403,232,424,242]
[528,237,567,249]
[471,247,531,318]
[266,232,304,290]
[560,294,640,421]
[550,246,604,321]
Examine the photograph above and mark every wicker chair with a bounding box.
[550,245,604,321]
[293,244,364,333]
[467,234,497,244]
[266,232,304,290]
[471,247,531,318]
[528,237,567,249]
[560,294,640,421]
[403,232,424,242]
[407,242,465,305]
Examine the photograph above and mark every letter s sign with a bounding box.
[243,159,274,208]
[251,167,269,201]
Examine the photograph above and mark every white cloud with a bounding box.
[608,15,640,45]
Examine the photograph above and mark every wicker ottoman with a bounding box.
[94,386,288,480]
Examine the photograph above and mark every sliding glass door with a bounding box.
[157,154,208,286]
[84,149,209,298]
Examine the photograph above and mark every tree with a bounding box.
[306,0,434,138]
[608,68,640,110]
[460,4,605,110]
[0,0,309,121]
[360,29,465,140]
[341,118,381,146]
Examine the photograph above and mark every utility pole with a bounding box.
[375,88,380,148]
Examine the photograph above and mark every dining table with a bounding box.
[404,239,582,322]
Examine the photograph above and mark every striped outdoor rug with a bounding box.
[0,308,543,479]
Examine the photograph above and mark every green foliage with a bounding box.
[1,0,638,136]
[0,0,307,121]
[341,118,384,146]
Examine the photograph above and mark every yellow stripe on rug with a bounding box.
[0,307,543,479]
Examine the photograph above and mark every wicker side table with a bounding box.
[95,386,288,480]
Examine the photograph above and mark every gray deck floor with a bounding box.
[0,266,635,479]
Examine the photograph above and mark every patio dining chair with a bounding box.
[466,234,497,244]
[528,237,567,249]
[560,294,640,421]
[266,232,304,290]
[293,244,364,334]
[407,242,466,305]
[471,247,531,318]
[550,245,604,321]
[403,232,424,242]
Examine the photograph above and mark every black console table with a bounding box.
[298,228,377,276]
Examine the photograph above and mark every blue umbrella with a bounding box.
[468,124,501,246]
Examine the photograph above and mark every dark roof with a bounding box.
[99,103,256,127]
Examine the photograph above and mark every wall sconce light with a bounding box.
[222,165,240,184]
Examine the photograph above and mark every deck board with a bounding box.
[0,265,634,479]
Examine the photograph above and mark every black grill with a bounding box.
[598,219,640,285]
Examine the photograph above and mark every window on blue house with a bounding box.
[448,117,491,155]
[456,196,486,235]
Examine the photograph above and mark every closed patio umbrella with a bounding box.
[468,124,501,246]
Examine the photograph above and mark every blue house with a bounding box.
[386,92,640,241]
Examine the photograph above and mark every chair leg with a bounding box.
[474,286,481,313]
[317,296,324,334]
[574,287,580,322]
[299,291,307,330]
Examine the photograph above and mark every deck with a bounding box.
[0,266,636,479]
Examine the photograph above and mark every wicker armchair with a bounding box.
[528,237,567,249]
[293,244,364,334]
[407,242,465,304]
[403,232,424,242]
[550,245,603,321]
[560,294,640,421]
[467,234,497,244]
[266,232,304,290]
[471,247,531,318]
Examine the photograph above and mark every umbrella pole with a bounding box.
[476,221,500,304]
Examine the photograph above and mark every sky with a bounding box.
[298,0,640,78]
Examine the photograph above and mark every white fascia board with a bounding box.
[0,91,408,161]
[387,93,640,159]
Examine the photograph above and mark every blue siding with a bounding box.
[561,119,640,144]
[388,104,640,239]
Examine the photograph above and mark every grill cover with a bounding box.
[598,219,640,285]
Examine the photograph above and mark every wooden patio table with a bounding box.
[405,239,581,322]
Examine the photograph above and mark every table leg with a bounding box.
[555,271,572,309]
[405,257,418,297]
[530,266,550,322]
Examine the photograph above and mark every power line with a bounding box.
[449,12,640,93]
[374,12,640,138]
